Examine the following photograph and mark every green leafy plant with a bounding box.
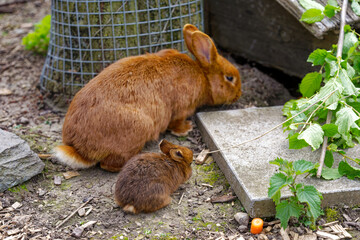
[22,15,51,55]
[268,158,323,229]
[283,1,360,180]
[299,0,340,23]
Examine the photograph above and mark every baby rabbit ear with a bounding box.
[159,139,175,155]
[191,31,218,68]
[183,24,199,55]
[169,149,184,162]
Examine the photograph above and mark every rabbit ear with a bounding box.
[169,149,184,162]
[159,139,176,155]
[191,31,218,67]
[183,24,199,55]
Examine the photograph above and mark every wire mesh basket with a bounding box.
[40,0,203,105]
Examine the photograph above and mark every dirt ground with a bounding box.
[1,1,360,240]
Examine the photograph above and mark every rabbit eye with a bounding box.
[176,151,183,158]
[225,75,234,82]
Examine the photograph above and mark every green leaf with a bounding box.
[324,150,334,168]
[289,133,309,149]
[276,200,303,229]
[327,0,339,7]
[308,78,343,110]
[324,55,338,77]
[283,100,297,118]
[300,72,323,97]
[321,167,342,180]
[324,4,340,18]
[301,9,325,23]
[297,185,323,221]
[344,24,352,33]
[328,143,338,151]
[299,0,325,10]
[268,173,293,204]
[307,49,328,66]
[335,107,360,136]
[339,161,360,179]
[298,124,324,150]
[339,69,357,96]
[351,0,360,16]
[293,160,316,175]
[343,32,358,58]
[322,124,338,137]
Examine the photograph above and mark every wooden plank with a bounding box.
[275,0,360,38]
[206,0,341,77]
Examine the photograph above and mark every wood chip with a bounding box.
[343,213,352,222]
[201,183,213,188]
[280,228,290,240]
[316,230,340,240]
[264,220,281,226]
[195,149,210,165]
[63,171,80,180]
[54,175,62,185]
[322,221,339,227]
[11,202,22,209]
[0,88,12,96]
[7,228,21,235]
[85,207,93,216]
[298,233,317,240]
[289,231,299,240]
[210,195,237,203]
[0,201,2,211]
[37,154,52,159]
[333,224,352,238]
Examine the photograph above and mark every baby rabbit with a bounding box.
[114,139,193,214]
[54,24,241,172]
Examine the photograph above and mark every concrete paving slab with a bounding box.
[196,106,360,217]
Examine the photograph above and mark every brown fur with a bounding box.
[114,140,193,214]
[54,24,241,172]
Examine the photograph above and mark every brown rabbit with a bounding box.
[54,24,241,172]
[114,139,193,214]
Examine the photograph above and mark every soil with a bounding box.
[1,1,360,240]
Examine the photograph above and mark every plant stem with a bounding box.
[337,151,360,164]
[317,0,348,178]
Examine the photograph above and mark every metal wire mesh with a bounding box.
[40,0,203,103]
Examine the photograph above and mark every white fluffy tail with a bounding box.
[53,145,95,169]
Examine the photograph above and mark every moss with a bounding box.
[325,207,340,222]
[8,183,28,193]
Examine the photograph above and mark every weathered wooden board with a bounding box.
[276,0,360,39]
[204,0,352,77]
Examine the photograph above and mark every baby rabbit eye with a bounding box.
[175,151,183,158]
[225,75,234,82]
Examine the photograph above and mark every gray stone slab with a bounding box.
[0,129,45,192]
[196,106,360,218]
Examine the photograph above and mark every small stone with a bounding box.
[0,201,2,210]
[0,88,12,96]
[38,188,46,196]
[216,223,221,227]
[11,202,22,209]
[72,227,84,238]
[238,225,248,233]
[54,175,62,185]
[207,225,212,230]
[18,117,29,125]
[264,226,272,233]
[135,221,142,227]
[78,208,86,217]
[234,212,249,226]
[187,220,193,224]
[38,204,44,211]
